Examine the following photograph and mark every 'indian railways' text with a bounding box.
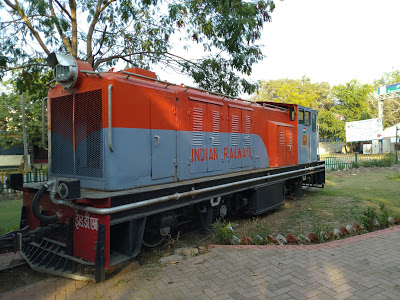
[191,147,252,162]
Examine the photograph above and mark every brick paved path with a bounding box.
[2,226,400,300]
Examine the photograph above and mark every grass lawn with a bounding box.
[322,169,400,208]
[265,166,400,236]
[0,196,22,235]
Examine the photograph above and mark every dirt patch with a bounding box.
[260,195,360,235]
[251,199,299,235]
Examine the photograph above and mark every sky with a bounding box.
[252,0,400,86]
[157,0,400,89]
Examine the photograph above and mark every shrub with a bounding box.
[379,157,394,167]
[357,206,378,232]
[361,161,372,168]
[310,223,331,243]
[378,203,392,228]
[358,154,397,168]
[249,221,270,245]
[212,220,234,245]
[385,153,397,162]
[361,158,393,168]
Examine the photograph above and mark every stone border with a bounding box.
[208,225,400,250]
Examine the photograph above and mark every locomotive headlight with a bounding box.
[58,183,69,199]
[54,64,76,82]
[57,179,81,200]
[47,52,78,89]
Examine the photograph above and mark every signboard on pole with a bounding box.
[378,83,400,95]
[345,118,383,142]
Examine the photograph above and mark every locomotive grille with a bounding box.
[280,131,285,146]
[50,95,74,175]
[50,90,103,179]
[244,115,251,147]
[212,110,220,146]
[192,107,203,146]
[231,115,239,146]
[75,90,103,178]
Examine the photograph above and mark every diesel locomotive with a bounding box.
[2,53,325,281]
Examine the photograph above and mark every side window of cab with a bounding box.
[312,113,316,132]
[298,109,304,124]
[304,111,310,126]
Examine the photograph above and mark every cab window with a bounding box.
[298,109,304,124]
[312,113,316,132]
[304,111,310,126]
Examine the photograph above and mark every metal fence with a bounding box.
[0,168,49,194]
[320,153,388,170]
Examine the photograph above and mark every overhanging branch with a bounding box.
[53,0,72,20]
[3,0,50,55]
[87,0,117,66]
[92,51,202,71]
[49,0,72,54]
[0,63,49,72]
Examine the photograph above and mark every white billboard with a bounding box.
[345,118,383,142]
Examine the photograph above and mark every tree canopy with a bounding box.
[252,76,331,109]
[331,80,374,123]
[326,80,374,141]
[0,0,276,96]
[317,109,346,141]
[0,69,52,148]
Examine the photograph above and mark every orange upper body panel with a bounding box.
[48,69,299,167]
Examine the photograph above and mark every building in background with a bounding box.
[382,122,400,153]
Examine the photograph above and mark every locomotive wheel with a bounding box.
[142,226,165,248]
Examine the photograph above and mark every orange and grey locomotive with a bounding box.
[1,53,325,281]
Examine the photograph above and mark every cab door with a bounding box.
[278,125,295,166]
[278,126,287,166]
[286,127,295,165]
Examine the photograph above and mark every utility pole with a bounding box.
[397,126,399,162]
[377,99,384,154]
[378,99,383,120]
[20,94,29,171]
